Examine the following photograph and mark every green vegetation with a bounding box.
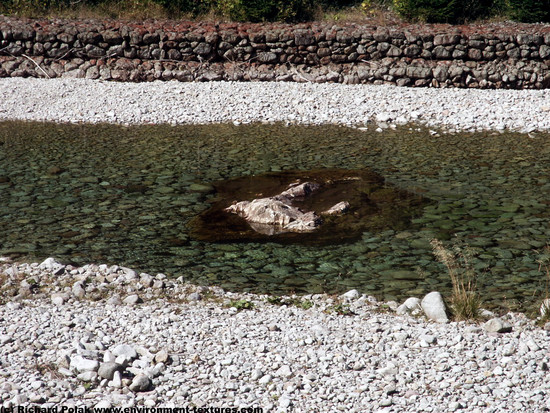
[328,303,355,316]
[392,0,461,23]
[1,0,548,22]
[229,299,255,310]
[0,0,314,21]
[431,239,481,321]
[217,0,314,22]
[392,0,515,23]
[266,296,314,310]
[505,0,550,23]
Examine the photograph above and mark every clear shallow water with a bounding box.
[1,121,549,312]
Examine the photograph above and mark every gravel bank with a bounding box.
[0,77,549,132]
[1,258,550,412]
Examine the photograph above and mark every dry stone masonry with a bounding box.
[1,16,549,88]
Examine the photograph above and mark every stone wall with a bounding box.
[1,16,549,88]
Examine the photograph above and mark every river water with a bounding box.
[1,121,549,313]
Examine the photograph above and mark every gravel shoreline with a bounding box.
[2,78,550,411]
[1,257,550,412]
[0,77,549,132]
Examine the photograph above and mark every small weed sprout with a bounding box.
[266,296,283,305]
[329,303,355,316]
[431,239,481,321]
[229,299,254,311]
[265,296,314,310]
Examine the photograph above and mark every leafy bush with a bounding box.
[316,0,362,9]
[505,0,550,22]
[153,0,215,15]
[217,0,314,22]
[459,0,495,21]
[6,0,550,22]
[393,0,503,23]
[392,0,461,22]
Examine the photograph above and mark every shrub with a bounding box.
[316,0,362,10]
[392,0,500,23]
[392,0,461,22]
[217,0,314,22]
[505,0,550,22]
[459,0,495,21]
[152,0,215,15]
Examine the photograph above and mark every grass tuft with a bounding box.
[536,245,550,323]
[431,238,481,321]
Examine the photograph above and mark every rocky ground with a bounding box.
[1,257,550,412]
[1,78,550,411]
[0,77,549,132]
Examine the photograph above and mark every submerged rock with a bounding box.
[191,169,431,245]
[321,201,350,216]
[225,182,324,234]
[277,182,320,200]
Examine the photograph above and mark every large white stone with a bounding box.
[77,371,98,382]
[421,292,448,323]
[39,257,61,270]
[396,297,422,315]
[95,401,112,409]
[341,289,360,300]
[483,318,512,333]
[112,344,137,360]
[276,365,293,378]
[70,355,99,373]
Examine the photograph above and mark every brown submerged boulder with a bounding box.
[225,182,343,234]
[189,168,431,245]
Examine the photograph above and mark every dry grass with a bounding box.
[314,2,401,25]
[537,245,550,322]
[431,239,481,321]
[68,1,172,20]
[2,0,178,20]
